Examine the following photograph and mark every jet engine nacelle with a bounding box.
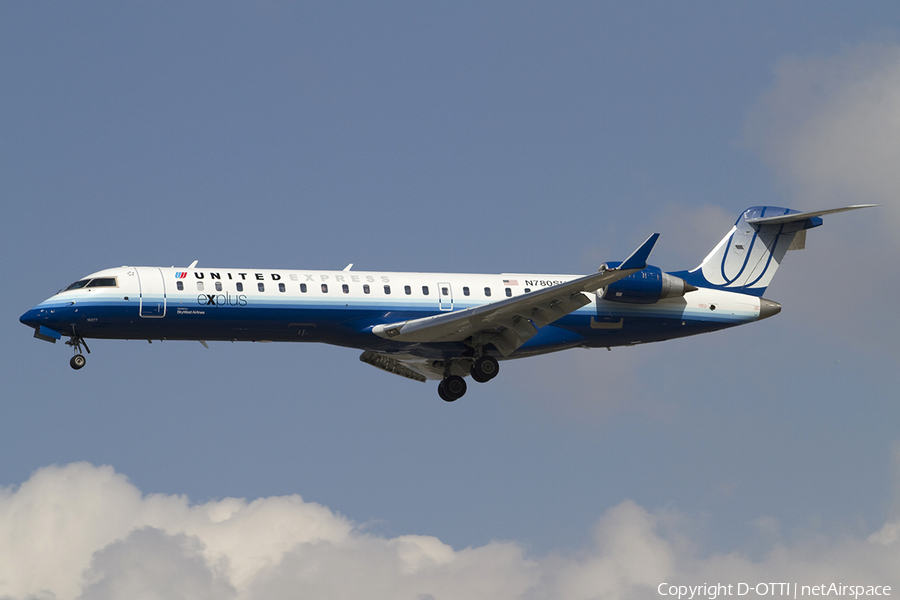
[598,264,696,304]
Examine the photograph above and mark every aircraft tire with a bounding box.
[438,384,454,402]
[471,369,489,383]
[440,375,467,401]
[472,355,499,382]
[70,355,86,370]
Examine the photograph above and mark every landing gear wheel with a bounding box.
[438,375,467,401]
[471,355,499,383]
[65,329,91,370]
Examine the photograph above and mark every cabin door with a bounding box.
[438,282,453,311]
[136,267,166,318]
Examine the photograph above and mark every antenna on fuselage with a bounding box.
[188,260,198,268]
[343,263,353,271]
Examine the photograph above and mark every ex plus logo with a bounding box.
[198,293,248,307]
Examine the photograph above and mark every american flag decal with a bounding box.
[503,279,518,286]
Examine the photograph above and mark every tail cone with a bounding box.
[759,298,782,320]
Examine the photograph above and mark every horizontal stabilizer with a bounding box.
[676,203,876,297]
[746,204,877,226]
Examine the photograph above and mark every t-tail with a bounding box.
[672,204,876,297]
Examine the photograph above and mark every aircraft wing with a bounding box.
[370,233,660,356]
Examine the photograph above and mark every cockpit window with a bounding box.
[61,277,118,293]
[64,279,91,291]
[87,277,117,288]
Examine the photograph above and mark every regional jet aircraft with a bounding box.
[20,205,873,401]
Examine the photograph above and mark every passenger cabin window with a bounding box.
[441,286,449,296]
[300,283,307,293]
[484,287,492,297]
[463,286,470,296]
[197,281,205,291]
[176,281,184,291]
[384,285,391,295]
[524,288,531,293]
[278,283,286,292]
[404,285,411,295]
[342,284,349,294]
[363,284,370,294]
[236,282,244,292]
[258,283,265,292]
[505,287,512,297]
[422,286,429,295]
[215,281,223,292]
[321,284,328,293]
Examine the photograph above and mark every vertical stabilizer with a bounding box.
[672,205,875,297]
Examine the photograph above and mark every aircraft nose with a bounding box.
[759,298,782,320]
[20,307,41,328]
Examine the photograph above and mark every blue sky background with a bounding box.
[2,3,899,598]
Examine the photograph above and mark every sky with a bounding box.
[1,2,899,598]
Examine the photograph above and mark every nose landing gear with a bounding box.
[66,329,90,370]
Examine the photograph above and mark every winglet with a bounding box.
[618,233,660,271]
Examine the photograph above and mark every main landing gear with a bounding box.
[471,355,499,383]
[437,354,501,402]
[438,375,467,402]
[66,330,90,370]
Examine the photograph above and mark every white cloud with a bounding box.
[79,528,235,600]
[741,43,900,352]
[537,500,678,600]
[868,441,900,546]
[244,535,537,600]
[2,462,899,600]
[0,462,351,600]
[745,42,900,230]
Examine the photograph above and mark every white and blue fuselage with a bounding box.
[20,204,873,401]
[20,265,764,353]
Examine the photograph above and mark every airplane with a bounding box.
[20,204,874,401]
